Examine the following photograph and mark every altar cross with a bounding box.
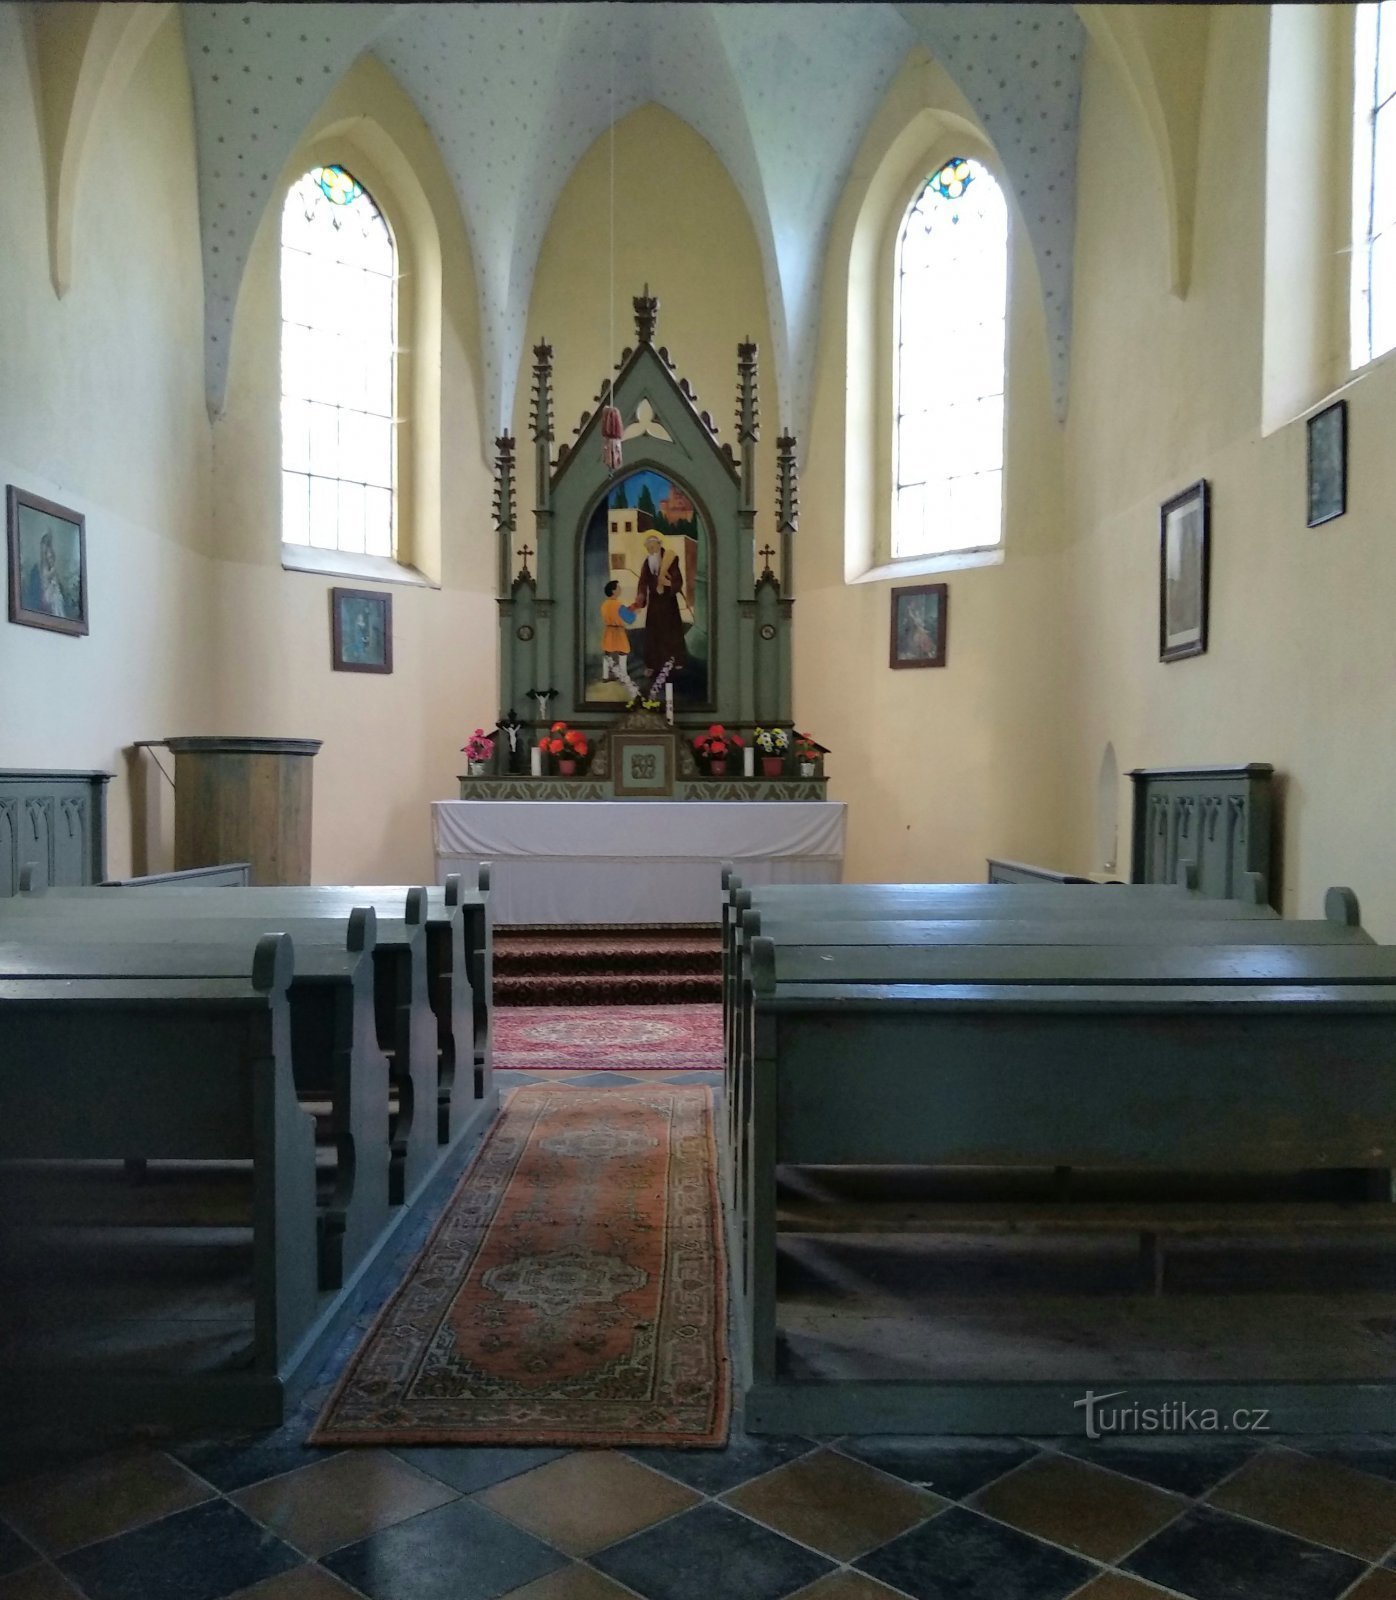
[516,543,534,576]
[758,544,776,575]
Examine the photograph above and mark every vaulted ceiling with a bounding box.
[180,2,1086,436]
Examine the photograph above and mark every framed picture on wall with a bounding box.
[6,486,88,637]
[1159,479,1210,663]
[889,582,948,669]
[331,586,393,674]
[1306,398,1347,527]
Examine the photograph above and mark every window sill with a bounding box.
[849,546,1004,585]
[281,545,437,589]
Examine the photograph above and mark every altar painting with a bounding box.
[581,468,710,707]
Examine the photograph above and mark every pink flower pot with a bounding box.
[558,758,577,776]
[761,756,783,777]
[709,758,728,776]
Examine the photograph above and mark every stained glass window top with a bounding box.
[314,165,364,207]
[930,157,974,202]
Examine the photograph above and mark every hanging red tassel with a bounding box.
[600,403,623,472]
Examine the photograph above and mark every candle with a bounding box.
[743,745,755,778]
[530,747,543,778]
[665,683,674,724]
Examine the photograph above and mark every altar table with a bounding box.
[432,800,847,925]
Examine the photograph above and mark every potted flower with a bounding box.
[752,726,791,777]
[461,728,495,777]
[692,724,743,777]
[542,721,590,775]
[793,732,827,779]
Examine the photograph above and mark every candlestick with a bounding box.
[530,747,543,778]
[743,745,755,778]
[665,683,674,724]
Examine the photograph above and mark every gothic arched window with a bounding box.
[281,165,396,556]
[893,157,1008,558]
[1353,1,1395,368]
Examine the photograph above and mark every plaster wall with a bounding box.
[796,52,1073,884]
[210,57,496,884]
[1062,8,1396,936]
[0,7,213,876]
[519,104,778,589]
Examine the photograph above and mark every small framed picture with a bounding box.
[1159,479,1210,663]
[6,486,88,637]
[889,582,947,669]
[1306,398,1347,527]
[331,586,392,674]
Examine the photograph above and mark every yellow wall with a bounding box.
[798,51,1072,883]
[1062,6,1396,936]
[0,9,213,875]
[211,56,496,884]
[519,102,778,577]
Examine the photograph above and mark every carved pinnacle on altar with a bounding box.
[736,337,759,511]
[633,284,658,346]
[776,430,799,598]
[492,434,516,535]
[530,343,554,443]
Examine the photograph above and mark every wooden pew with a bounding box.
[735,931,1396,1434]
[0,909,392,1286]
[61,872,495,1146]
[720,878,1283,1080]
[725,900,1373,1221]
[0,933,319,1386]
[2,891,442,1206]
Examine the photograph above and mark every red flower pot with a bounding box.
[558,758,577,776]
[709,758,728,776]
[761,756,783,777]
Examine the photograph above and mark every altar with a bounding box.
[432,800,846,925]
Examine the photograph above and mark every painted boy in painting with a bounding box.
[599,580,639,694]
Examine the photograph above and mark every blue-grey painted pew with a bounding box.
[721,880,1284,1089]
[68,875,495,1144]
[724,901,1374,1213]
[9,889,457,1203]
[0,910,391,1288]
[101,863,252,887]
[738,942,1396,1434]
[1,894,438,1207]
[0,933,319,1383]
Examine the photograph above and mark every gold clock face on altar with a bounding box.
[516,624,535,642]
[759,623,777,641]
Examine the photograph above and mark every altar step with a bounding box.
[493,924,721,1006]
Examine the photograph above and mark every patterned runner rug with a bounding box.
[311,1085,729,1447]
[492,1003,723,1072]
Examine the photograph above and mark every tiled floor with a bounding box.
[6,1069,1396,1600]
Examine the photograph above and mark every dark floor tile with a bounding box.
[1293,1435,1396,1487]
[855,1505,1094,1600]
[836,1437,1041,1501]
[1122,1503,1365,1600]
[1057,1437,1263,1499]
[0,1564,85,1600]
[58,1499,302,1600]
[391,1447,568,1496]
[560,1073,640,1087]
[590,1502,833,1600]
[173,1431,342,1494]
[322,1500,564,1600]
[969,1454,1182,1563]
[0,1525,37,1581]
[1206,1445,1396,1561]
[626,1431,817,1494]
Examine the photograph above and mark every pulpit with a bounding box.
[165,736,321,884]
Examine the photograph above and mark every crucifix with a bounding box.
[516,543,534,578]
[495,709,525,772]
[527,686,560,724]
[758,544,776,576]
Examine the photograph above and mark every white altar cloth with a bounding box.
[432,800,847,924]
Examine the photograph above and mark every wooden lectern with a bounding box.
[166,736,321,885]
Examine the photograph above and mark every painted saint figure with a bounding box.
[23,531,75,619]
[632,534,687,671]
